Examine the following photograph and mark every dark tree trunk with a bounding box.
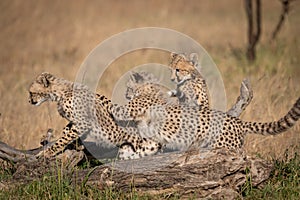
[245,0,261,62]
[271,0,291,41]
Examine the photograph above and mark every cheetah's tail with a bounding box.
[243,97,300,135]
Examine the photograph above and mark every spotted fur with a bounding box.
[168,52,210,108]
[28,72,161,159]
[111,71,177,122]
[139,98,300,151]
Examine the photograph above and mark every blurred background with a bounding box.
[0,0,299,159]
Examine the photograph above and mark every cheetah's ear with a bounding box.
[189,53,199,67]
[38,72,54,87]
[130,71,144,84]
[170,52,176,59]
[170,52,177,59]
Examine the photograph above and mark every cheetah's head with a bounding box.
[28,72,57,106]
[169,52,200,84]
[125,71,159,100]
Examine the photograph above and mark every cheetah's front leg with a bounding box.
[36,123,79,158]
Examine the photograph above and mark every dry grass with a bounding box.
[0,0,299,159]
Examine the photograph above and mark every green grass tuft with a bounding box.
[242,152,300,199]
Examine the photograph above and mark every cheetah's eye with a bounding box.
[175,69,179,72]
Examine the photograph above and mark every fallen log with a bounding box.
[0,140,272,199]
[0,140,273,198]
[75,149,272,199]
[0,141,38,162]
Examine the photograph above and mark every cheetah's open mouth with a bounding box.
[30,98,47,106]
[29,93,48,106]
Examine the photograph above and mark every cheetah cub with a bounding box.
[168,52,253,118]
[28,72,162,160]
[168,52,210,108]
[140,97,300,152]
[111,71,177,122]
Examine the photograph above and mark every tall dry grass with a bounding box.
[0,0,299,159]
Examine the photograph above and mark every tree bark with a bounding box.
[75,150,272,199]
[227,78,253,117]
[1,147,272,199]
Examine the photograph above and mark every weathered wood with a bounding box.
[0,141,37,162]
[227,78,253,117]
[0,140,272,199]
[74,149,272,199]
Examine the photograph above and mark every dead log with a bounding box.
[74,149,272,199]
[227,78,253,117]
[0,141,38,162]
[0,140,272,199]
